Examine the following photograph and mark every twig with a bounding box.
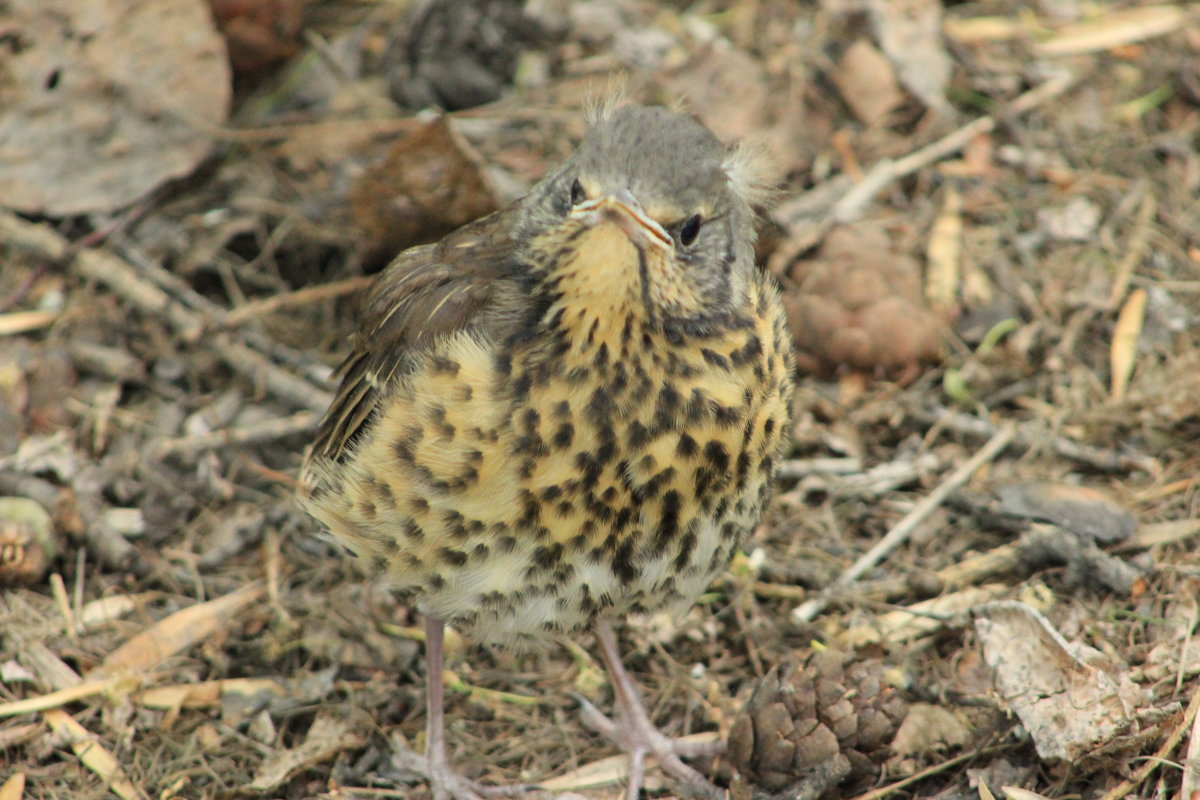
[1096,683,1200,800]
[917,406,1159,475]
[847,744,1012,800]
[775,457,862,480]
[0,210,332,412]
[153,411,317,457]
[772,69,1081,244]
[792,425,1015,623]
[221,275,372,327]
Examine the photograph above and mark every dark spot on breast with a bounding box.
[673,526,698,571]
[552,422,574,449]
[439,547,467,567]
[431,356,460,376]
[586,385,614,423]
[704,441,730,471]
[627,420,651,448]
[496,534,517,554]
[701,348,731,370]
[611,539,636,584]
[714,403,741,427]
[533,542,564,569]
[553,400,571,419]
[403,520,424,541]
[471,543,489,560]
[655,490,683,548]
[676,433,698,458]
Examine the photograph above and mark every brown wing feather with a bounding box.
[309,210,522,464]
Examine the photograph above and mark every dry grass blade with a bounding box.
[43,709,150,800]
[0,310,59,336]
[0,676,129,718]
[92,582,265,677]
[1034,5,1191,56]
[925,185,962,318]
[0,772,25,800]
[1110,288,1147,402]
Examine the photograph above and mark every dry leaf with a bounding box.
[246,712,369,791]
[1110,288,1147,402]
[973,601,1148,761]
[93,582,265,677]
[867,0,953,115]
[890,703,972,755]
[996,482,1136,544]
[0,0,231,215]
[839,585,1008,647]
[43,709,150,800]
[832,39,906,127]
[348,116,500,270]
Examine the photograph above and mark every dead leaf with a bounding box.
[348,116,500,270]
[867,0,953,115]
[973,601,1148,762]
[996,482,1136,543]
[0,0,231,215]
[832,39,906,127]
[93,582,265,677]
[890,703,972,755]
[246,711,368,791]
[1110,288,1147,402]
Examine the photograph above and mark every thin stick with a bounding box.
[792,425,1015,623]
[153,411,317,457]
[917,406,1158,475]
[847,745,1011,800]
[221,275,373,327]
[0,210,332,412]
[831,70,1079,223]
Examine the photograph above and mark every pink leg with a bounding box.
[389,616,534,800]
[578,620,724,800]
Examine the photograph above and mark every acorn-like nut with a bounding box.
[0,497,59,585]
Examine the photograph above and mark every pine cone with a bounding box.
[784,223,942,381]
[728,649,907,800]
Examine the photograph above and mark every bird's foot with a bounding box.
[573,694,724,800]
[389,737,540,800]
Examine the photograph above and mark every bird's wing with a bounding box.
[310,211,522,464]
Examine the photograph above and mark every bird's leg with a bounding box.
[579,620,724,800]
[389,616,534,800]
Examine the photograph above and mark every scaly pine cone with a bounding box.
[728,649,908,800]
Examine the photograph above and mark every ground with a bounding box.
[1,1,1199,799]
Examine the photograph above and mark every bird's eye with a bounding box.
[570,179,586,207]
[679,214,703,247]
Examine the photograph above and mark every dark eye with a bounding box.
[570,179,586,206]
[679,214,703,247]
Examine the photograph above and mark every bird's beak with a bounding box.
[570,189,672,252]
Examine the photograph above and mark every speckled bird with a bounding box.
[300,103,794,800]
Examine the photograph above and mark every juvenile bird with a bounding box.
[300,103,794,800]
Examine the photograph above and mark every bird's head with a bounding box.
[517,105,773,329]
